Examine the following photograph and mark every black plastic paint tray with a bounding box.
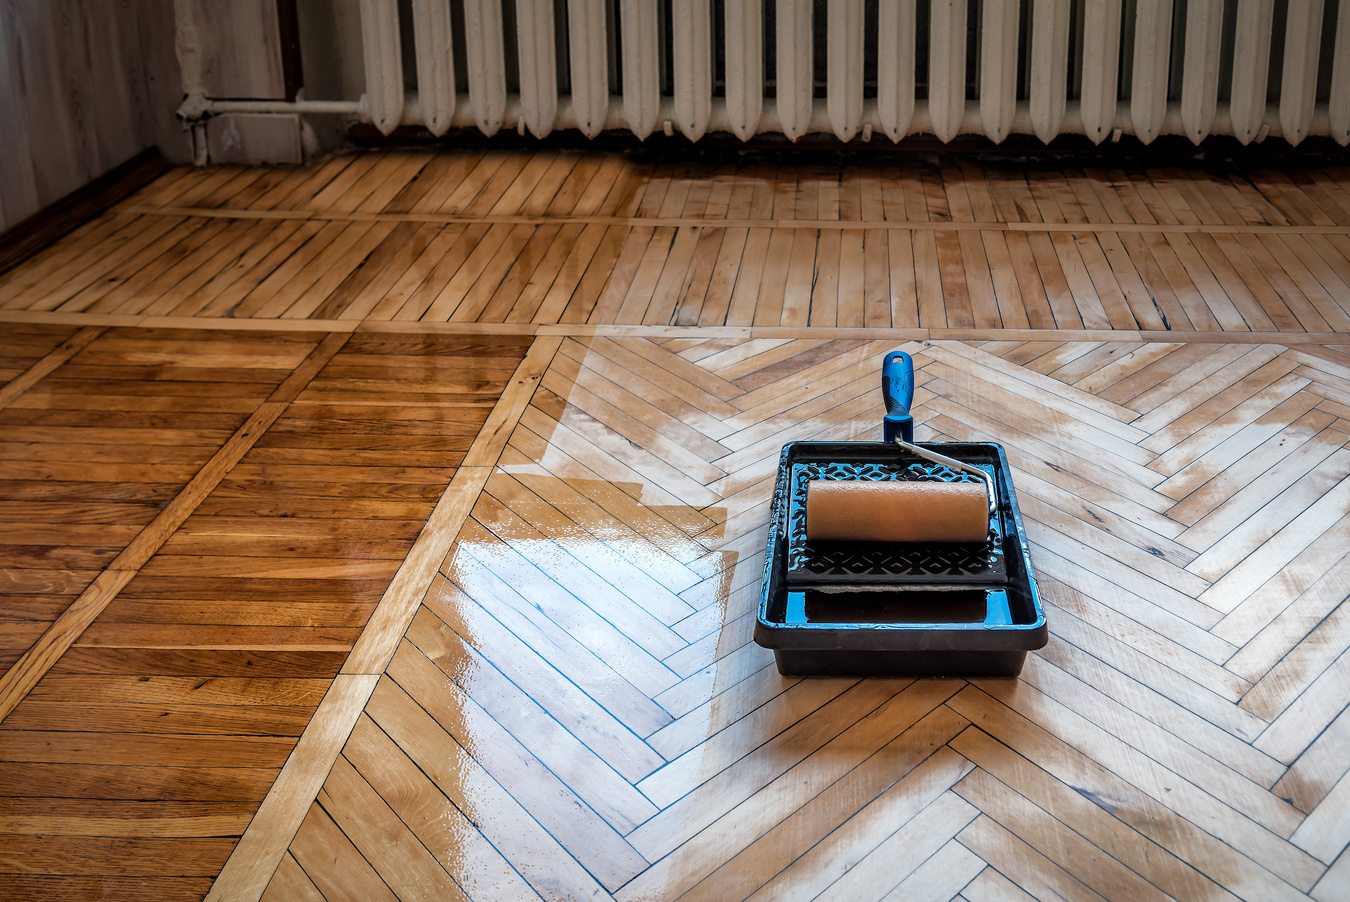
[754,439,1047,677]
[753,351,1047,677]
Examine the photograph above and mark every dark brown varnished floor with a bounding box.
[0,327,531,899]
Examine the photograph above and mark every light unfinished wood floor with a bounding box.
[1,150,1349,902]
[5,149,1350,335]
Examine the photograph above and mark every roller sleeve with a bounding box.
[805,480,990,543]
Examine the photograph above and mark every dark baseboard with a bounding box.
[0,147,172,278]
[347,122,1350,170]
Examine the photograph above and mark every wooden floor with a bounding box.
[6,149,1350,335]
[1,150,1350,902]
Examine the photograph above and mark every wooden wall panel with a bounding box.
[0,0,185,234]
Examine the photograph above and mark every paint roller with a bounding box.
[805,350,995,544]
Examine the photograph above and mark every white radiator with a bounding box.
[357,0,1350,145]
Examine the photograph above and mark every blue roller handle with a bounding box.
[882,350,915,443]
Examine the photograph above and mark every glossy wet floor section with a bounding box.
[270,336,1349,902]
[1,152,1350,901]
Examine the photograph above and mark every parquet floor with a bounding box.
[1,150,1350,902]
[0,326,533,898]
[6,150,1350,334]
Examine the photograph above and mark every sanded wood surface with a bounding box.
[5,151,1350,334]
[1,152,1350,901]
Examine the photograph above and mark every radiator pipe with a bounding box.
[176,93,1339,147]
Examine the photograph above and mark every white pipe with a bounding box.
[827,0,865,141]
[359,0,403,135]
[621,0,661,139]
[1080,0,1122,144]
[176,0,212,174]
[411,0,455,136]
[568,0,608,138]
[187,99,363,115]
[1230,0,1274,145]
[1330,0,1350,144]
[1131,0,1173,143]
[1181,0,1223,143]
[929,0,966,143]
[1281,0,1326,145]
[776,0,813,141]
[980,0,1018,143]
[463,0,507,135]
[173,0,204,98]
[179,93,1340,145]
[1029,0,1070,143]
[515,0,557,138]
[724,0,763,140]
[673,0,713,140]
[876,0,916,142]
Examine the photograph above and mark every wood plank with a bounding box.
[259,853,324,902]
[286,802,398,902]
[0,875,215,900]
[618,682,962,898]
[0,798,254,837]
[948,688,1315,900]
[382,639,646,888]
[754,228,794,327]
[14,216,187,312]
[958,229,1002,328]
[950,727,1243,902]
[956,778,1155,902]
[203,675,378,902]
[811,228,842,327]
[1026,233,1082,328]
[676,712,974,902]
[0,326,103,410]
[410,588,665,784]
[0,569,136,722]
[317,754,466,900]
[935,231,975,328]
[0,835,235,877]
[340,714,542,900]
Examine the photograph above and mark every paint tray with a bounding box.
[753,353,1047,677]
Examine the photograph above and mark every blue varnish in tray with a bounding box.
[783,589,1015,626]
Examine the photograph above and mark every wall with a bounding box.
[289,0,365,156]
[294,0,363,103]
[0,0,187,234]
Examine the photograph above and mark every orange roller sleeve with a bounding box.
[805,480,989,543]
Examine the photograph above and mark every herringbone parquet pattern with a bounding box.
[270,336,1350,902]
[6,152,1350,901]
